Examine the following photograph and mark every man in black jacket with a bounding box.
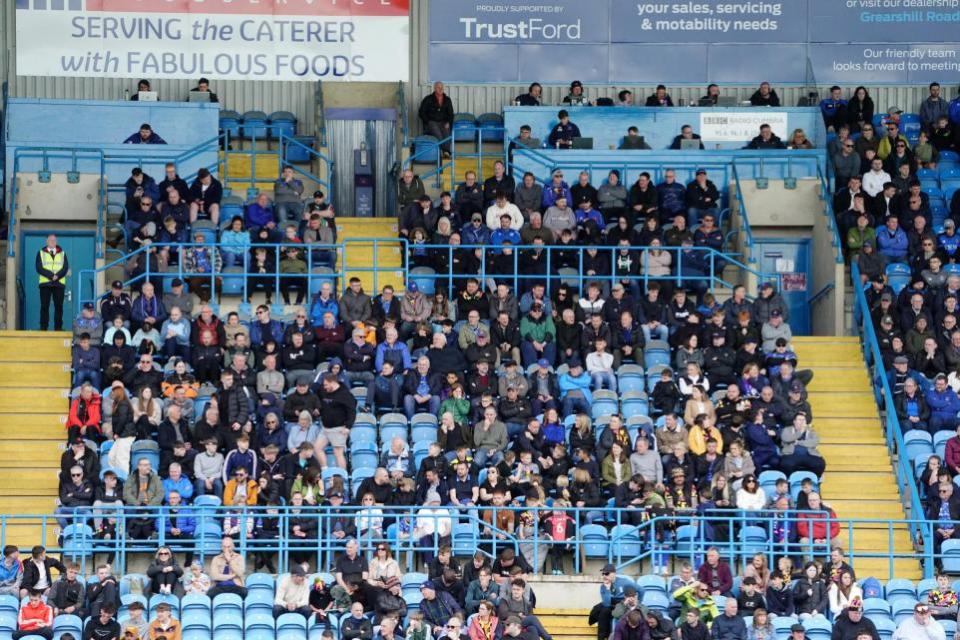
[20,546,65,598]
[419,81,454,154]
[830,601,880,640]
[745,124,787,150]
[215,369,252,451]
[82,602,121,640]
[316,373,358,469]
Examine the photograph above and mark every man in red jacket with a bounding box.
[14,589,53,639]
[696,548,733,596]
[797,493,841,547]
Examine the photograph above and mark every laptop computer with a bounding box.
[188,91,211,103]
[571,137,594,149]
[679,139,702,150]
[716,96,737,107]
[698,97,715,107]
[137,91,158,102]
[620,136,647,150]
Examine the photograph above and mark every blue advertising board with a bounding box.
[428,0,960,84]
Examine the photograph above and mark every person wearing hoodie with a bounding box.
[0,546,22,597]
[558,358,592,417]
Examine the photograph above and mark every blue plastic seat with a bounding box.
[268,111,297,139]
[943,540,960,573]
[453,113,477,142]
[904,430,935,461]
[884,578,916,601]
[581,524,610,558]
[212,593,243,617]
[610,524,642,559]
[411,135,441,165]
[241,110,269,140]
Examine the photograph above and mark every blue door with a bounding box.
[21,231,96,330]
[753,238,811,335]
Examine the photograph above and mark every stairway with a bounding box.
[793,336,921,580]
[0,331,71,548]
[337,218,404,295]
[221,149,280,195]
[539,608,592,640]
[422,142,503,196]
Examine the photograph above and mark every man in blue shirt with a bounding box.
[547,110,581,149]
[491,214,521,250]
[596,564,636,640]
[819,86,848,131]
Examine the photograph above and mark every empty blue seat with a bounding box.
[268,111,297,139]
[581,524,610,558]
[241,110,269,139]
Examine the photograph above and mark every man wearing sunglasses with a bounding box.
[877,119,910,161]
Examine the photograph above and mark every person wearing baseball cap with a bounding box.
[831,596,881,640]
[100,280,132,325]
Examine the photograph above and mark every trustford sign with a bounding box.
[428,0,960,83]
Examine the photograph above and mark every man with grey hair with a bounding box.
[403,356,441,418]
[344,326,376,385]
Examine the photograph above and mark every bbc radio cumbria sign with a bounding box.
[15,0,410,81]
[428,0,960,84]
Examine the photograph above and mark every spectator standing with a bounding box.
[420,81,454,155]
[36,234,68,331]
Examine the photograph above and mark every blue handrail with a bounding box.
[851,261,931,575]
[403,125,509,188]
[817,164,846,263]
[277,131,334,199]
[405,242,776,296]
[37,503,931,578]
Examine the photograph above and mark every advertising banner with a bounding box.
[428,0,960,84]
[15,0,410,81]
[699,111,788,142]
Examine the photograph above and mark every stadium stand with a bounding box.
[4,5,960,640]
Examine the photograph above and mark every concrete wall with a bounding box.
[14,174,100,222]
[737,180,820,227]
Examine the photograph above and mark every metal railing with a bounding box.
[403,125,510,188]
[39,504,933,578]
[76,237,401,310]
[405,242,778,295]
[851,261,930,574]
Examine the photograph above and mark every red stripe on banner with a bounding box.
[86,0,409,16]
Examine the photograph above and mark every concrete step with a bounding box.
[2,413,68,439]
[0,361,71,387]
[808,392,880,417]
[827,498,906,518]
[0,470,59,494]
[0,332,71,361]
[806,368,872,393]
[0,440,64,466]
[0,388,69,413]
[820,443,890,458]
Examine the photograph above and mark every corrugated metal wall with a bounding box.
[0,0,948,146]
[327,119,396,217]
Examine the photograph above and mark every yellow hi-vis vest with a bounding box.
[38,249,65,285]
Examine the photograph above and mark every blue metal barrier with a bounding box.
[36,504,931,579]
[403,125,509,188]
[851,261,932,576]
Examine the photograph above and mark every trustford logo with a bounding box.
[458,17,582,39]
